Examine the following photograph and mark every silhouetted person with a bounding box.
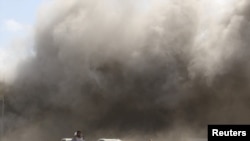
[72,131,85,141]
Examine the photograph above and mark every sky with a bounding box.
[0,0,45,82]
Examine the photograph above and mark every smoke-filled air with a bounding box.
[3,0,250,140]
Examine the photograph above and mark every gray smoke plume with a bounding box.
[4,0,250,140]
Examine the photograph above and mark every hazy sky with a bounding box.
[0,0,45,81]
[0,0,45,46]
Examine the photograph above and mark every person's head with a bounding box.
[74,131,82,138]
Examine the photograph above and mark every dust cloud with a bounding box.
[3,0,250,141]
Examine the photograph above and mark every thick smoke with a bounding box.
[3,0,250,140]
